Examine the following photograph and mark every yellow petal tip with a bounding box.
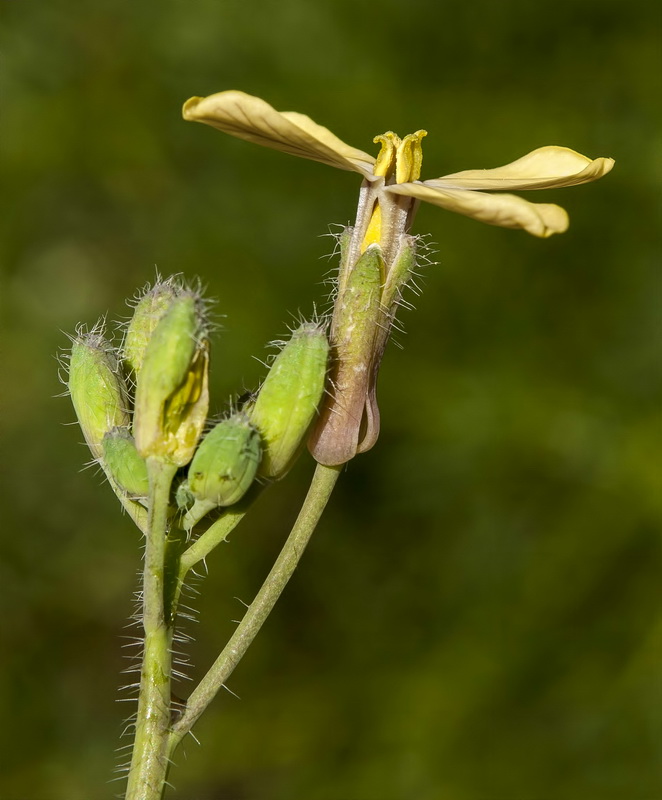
[537,205,569,238]
[601,157,616,175]
[182,96,203,120]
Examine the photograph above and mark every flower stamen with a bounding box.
[372,131,400,179]
[395,130,427,184]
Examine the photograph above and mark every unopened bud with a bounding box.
[102,427,149,499]
[133,293,209,467]
[249,323,329,479]
[68,326,130,460]
[182,414,261,527]
[123,279,179,375]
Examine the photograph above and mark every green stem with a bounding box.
[125,458,177,800]
[169,492,260,627]
[166,463,341,761]
[181,505,249,574]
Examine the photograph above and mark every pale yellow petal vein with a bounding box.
[183,91,375,177]
[430,146,614,191]
[388,183,569,237]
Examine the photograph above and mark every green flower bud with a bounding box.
[123,279,179,375]
[249,323,329,479]
[182,414,262,527]
[133,293,209,467]
[102,427,149,499]
[68,326,130,460]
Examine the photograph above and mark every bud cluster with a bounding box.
[65,278,329,531]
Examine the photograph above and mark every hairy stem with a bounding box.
[169,488,263,627]
[125,458,177,800]
[181,504,251,575]
[166,463,342,760]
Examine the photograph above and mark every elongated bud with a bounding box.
[133,293,209,467]
[123,279,179,375]
[249,323,329,479]
[182,414,261,527]
[102,427,149,499]
[68,326,130,459]
[308,244,384,466]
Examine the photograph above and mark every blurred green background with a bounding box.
[1,0,660,798]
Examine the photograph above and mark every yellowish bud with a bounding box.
[133,294,209,467]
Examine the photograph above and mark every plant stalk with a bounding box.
[166,463,341,761]
[125,458,177,800]
[168,487,265,630]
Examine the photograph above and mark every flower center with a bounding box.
[361,130,427,251]
[373,130,427,184]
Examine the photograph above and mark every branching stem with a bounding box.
[168,500,255,629]
[123,462,341,798]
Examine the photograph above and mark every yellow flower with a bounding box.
[183,90,614,465]
[183,90,613,238]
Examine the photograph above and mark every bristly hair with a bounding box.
[318,223,351,318]
[252,314,329,373]
[117,272,223,347]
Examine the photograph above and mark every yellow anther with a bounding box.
[361,130,427,254]
[372,132,401,179]
[395,130,427,184]
[360,202,382,253]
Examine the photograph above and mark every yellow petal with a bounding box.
[183,91,375,177]
[388,183,569,237]
[430,146,614,191]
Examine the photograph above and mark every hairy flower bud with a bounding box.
[249,323,329,480]
[133,293,209,467]
[102,427,150,499]
[68,326,130,460]
[123,279,179,375]
[181,414,261,527]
